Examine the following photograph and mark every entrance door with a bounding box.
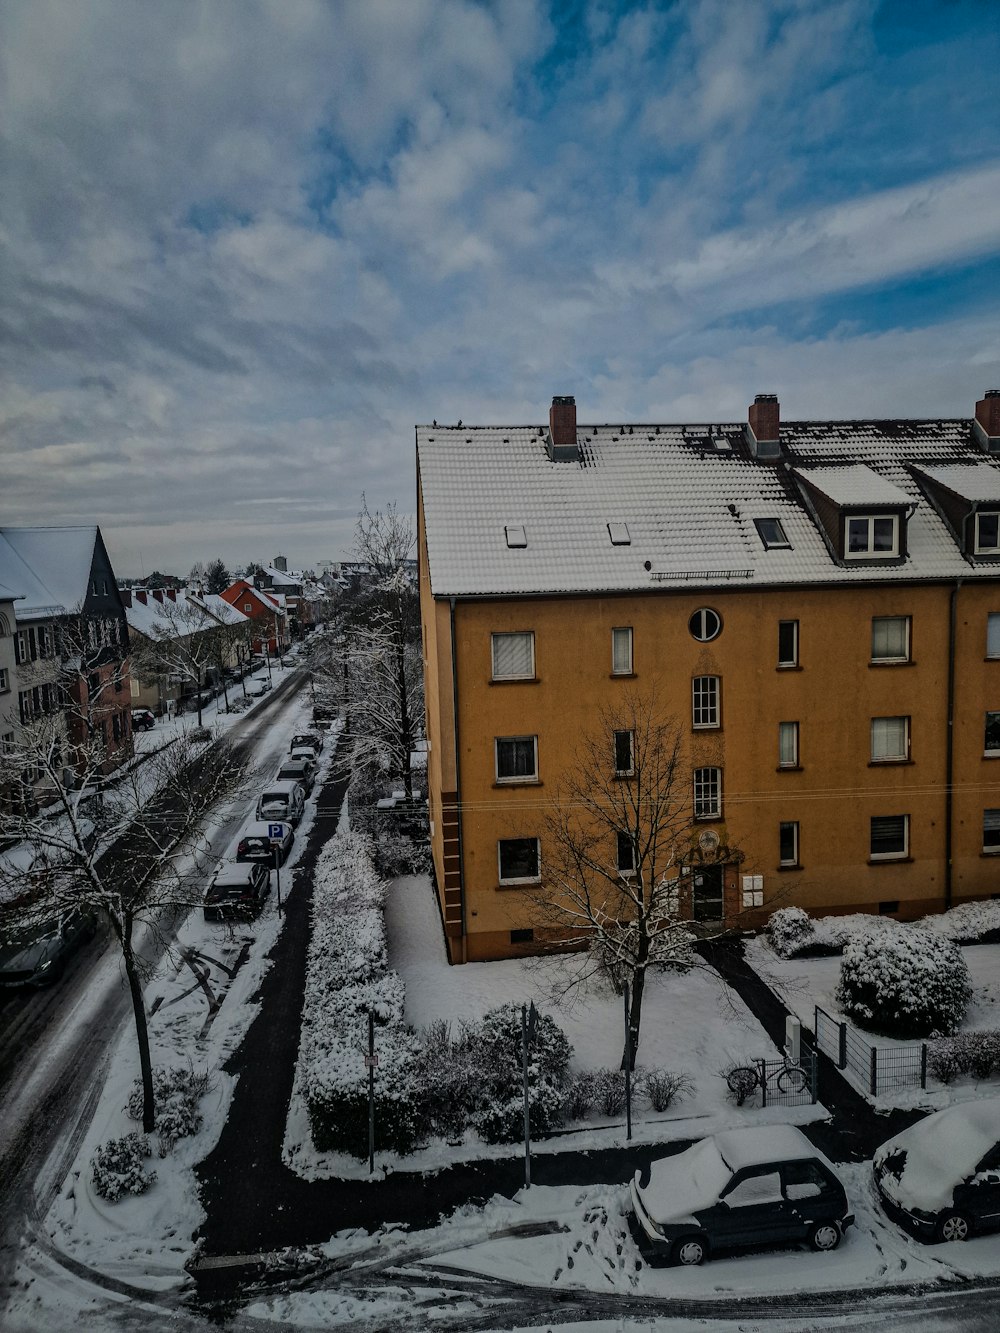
[692,865,724,922]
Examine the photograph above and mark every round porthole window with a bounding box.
[689,608,722,642]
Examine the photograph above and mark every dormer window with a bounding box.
[975,512,1000,554]
[754,518,791,550]
[846,515,899,559]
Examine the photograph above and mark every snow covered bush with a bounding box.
[125,1066,211,1156]
[641,1069,693,1112]
[300,827,426,1157]
[91,1132,156,1202]
[467,1004,572,1144]
[928,1030,1000,1084]
[766,907,815,958]
[561,1071,597,1121]
[590,1068,627,1117]
[411,1020,477,1140]
[836,930,972,1038]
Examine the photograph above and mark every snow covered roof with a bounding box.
[417,418,1000,596]
[914,463,1000,504]
[0,527,99,619]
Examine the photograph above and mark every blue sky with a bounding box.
[1,0,998,574]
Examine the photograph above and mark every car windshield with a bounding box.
[1,917,63,948]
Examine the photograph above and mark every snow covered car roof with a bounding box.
[873,1098,1000,1213]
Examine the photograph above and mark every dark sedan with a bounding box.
[0,909,97,987]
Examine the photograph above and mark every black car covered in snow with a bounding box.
[629,1124,853,1265]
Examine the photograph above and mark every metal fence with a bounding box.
[815,1004,927,1096]
[753,1048,818,1108]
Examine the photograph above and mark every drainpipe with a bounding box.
[945,577,961,911]
[449,597,468,961]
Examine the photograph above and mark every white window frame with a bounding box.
[613,729,635,776]
[975,512,1000,555]
[491,631,535,681]
[693,767,722,819]
[497,837,541,885]
[845,514,899,559]
[495,735,538,783]
[611,627,633,676]
[988,613,1000,660]
[870,814,909,861]
[778,619,799,667]
[778,721,799,768]
[779,821,799,867]
[689,607,722,642]
[871,716,910,763]
[871,615,911,663]
[692,675,720,729]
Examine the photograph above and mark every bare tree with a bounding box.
[533,686,758,1069]
[341,497,423,799]
[0,675,248,1131]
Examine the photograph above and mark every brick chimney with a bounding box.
[134,589,147,605]
[974,389,1000,453]
[547,395,579,462]
[747,393,780,460]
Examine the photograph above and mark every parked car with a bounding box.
[629,1125,853,1266]
[131,708,156,731]
[203,860,270,921]
[290,732,322,756]
[255,780,306,826]
[0,908,97,986]
[235,819,294,866]
[275,757,314,796]
[245,677,272,698]
[873,1099,1000,1243]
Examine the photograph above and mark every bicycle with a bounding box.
[726,1057,808,1105]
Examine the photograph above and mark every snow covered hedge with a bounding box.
[765,899,1000,959]
[300,828,422,1155]
[836,929,972,1038]
[928,1029,1000,1083]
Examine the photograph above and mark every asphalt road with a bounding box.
[0,670,309,1303]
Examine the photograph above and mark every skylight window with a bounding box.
[504,525,527,549]
[607,522,631,546]
[754,518,792,550]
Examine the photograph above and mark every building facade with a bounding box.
[417,392,1000,964]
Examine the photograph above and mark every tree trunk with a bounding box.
[122,929,156,1131]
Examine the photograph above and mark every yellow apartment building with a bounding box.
[417,391,1000,963]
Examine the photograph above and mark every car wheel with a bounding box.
[808,1222,841,1252]
[936,1211,971,1243]
[674,1235,708,1266]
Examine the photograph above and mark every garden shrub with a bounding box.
[590,1068,627,1117]
[91,1132,156,1202]
[836,929,971,1038]
[561,1071,597,1121]
[124,1066,211,1156]
[928,1030,1000,1084]
[766,907,815,958]
[641,1069,693,1112]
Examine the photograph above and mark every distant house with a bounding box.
[0,526,131,799]
[219,580,289,657]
